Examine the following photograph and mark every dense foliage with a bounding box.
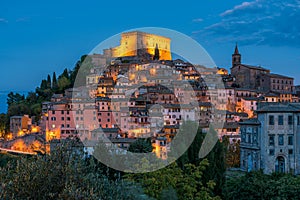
[171,123,227,196]
[224,170,300,200]
[125,159,220,200]
[125,123,226,199]
[128,138,153,153]
[223,136,240,168]
[0,141,150,200]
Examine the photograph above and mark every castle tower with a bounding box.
[110,31,172,60]
[232,43,241,67]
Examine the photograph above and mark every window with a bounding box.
[288,115,293,125]
[269,149,274,155]
[278,115,284,125]
[269,135,275,146]
[247,134,251,143]
[61,111,64,114]
[289,149,293,155]
[67,117,71,121]
[288,136,293,145]
[278,135,284,145]
[61,117,64,121]
[269,115,274,125]
[298,116,300,125]
[52,111,55,115]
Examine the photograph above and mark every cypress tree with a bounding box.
[62,68,69,79]
[52,72,58,91]
[46,74,51,89]
[40,79,47,90]
[153,44,160,60]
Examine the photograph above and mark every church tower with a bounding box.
[232,43,241,67]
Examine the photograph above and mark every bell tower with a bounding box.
[232,43,241,67]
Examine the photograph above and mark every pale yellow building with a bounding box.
[107,31,172,60]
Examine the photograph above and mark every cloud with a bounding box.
[0,18,8,23]
[220,1,261,17]
[196,0,300,47]
[193,18,203,23]
[16,17,30,22]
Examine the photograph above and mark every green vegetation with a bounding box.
[223,136,240,168]
[223,170,300,200]
[125,124,225,199]
[126,159,220,200]
[0,141,149,200]
[128,138,153,153]
[171,123,227,196]
[1,124,299,199]
[0,153,18,167]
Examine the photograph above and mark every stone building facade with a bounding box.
[240,102,300,174]
[240,118,261,172]
[106,31,172,60]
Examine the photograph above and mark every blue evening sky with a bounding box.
[0,0,300,91]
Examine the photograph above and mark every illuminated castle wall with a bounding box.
[109,31,172,60]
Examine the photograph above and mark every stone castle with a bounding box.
[104,31,172,60]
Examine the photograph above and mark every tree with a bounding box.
[7,103,30,117]
[224,171,300,200]
[172,124,226,196]
[52,72,58,91]
[61,68,69,79]
[128,138,153,153]
[0,140,150,200]
[57,76,71,93]
[126,159,220,200]
[40,79,47,90]
[223,136,240,168]
[26,92,38,105]
[153,44,160,60]
[0,113,8,138]
[71,55,94,87]
[7,92,25,106]
[47,74,52,89]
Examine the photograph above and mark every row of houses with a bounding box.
[7,45,300,164]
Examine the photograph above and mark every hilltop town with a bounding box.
[2,31,300,175]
